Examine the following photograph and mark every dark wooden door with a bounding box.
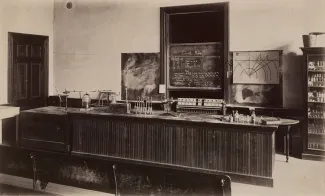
[8,33,49,110]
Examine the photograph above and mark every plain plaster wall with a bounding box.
[0,0,54,105]
[53,0,325,108]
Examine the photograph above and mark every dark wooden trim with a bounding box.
[160,2,229,99]
[7,33,14,104]
[279,50,284,107]
[161,3,225,14]
[300,47,325,53]
[7,32,49,105]
[44,38,49,99]
[223,2,230,104]
[19,139,66,152]
[15,115,19,147]
[160,9,166,85]
[19,111,68,153]
[160,8,169,98]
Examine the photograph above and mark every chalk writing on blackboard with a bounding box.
[169,56,221,89]
[169,42,221,57]
[168,42,222,90]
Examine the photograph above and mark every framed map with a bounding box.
[232,51,281,84]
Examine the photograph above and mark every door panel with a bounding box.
[16,63,28,100]
[31,45,42,58]
[31,63,41,98]
[8,33,49,110]
[17,44,28,57]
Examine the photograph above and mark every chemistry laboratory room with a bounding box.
[0,0,324,196]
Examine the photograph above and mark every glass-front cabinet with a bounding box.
[302,47,325,161]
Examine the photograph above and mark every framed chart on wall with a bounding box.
[230,50,283,107]
[232,51,281,84]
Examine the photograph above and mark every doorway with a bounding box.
[8,32,49,110]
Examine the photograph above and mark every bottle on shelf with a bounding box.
[309,142,325,150]
[309,119,325,134]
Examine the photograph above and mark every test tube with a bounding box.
[150,97,153,114]
[138,97,140,113]
[145,97,148,115]
[136,97,139,114]
[140,97,143,114]
[142,97,145,114]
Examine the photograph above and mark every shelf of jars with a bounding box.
[308,89,325,103]
[308,101,325,118]
[308,120,325,133]
[307,115,325,151]
[308,84,325,104]
[308,60,325,71]
[303,51,325,158]
[308,72,325,88]
[308,113,325,119]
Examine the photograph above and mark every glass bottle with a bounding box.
[251,110,256,124]
[82,93,91,109]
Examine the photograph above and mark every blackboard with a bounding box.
[169,42,221,56]
[168,42,222,89]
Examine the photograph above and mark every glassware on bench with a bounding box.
[164,100,170,113]
[82,92,91,109]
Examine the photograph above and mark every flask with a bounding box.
[82,93,91,109]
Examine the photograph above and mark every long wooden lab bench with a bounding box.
[9,106,287,187]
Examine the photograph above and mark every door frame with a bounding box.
[160,2,229,100]
[7,32,49,104]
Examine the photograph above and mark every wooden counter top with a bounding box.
[20,106,292,130]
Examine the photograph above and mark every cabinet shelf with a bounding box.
[308,117,325,120]
[308,133,325,138]
[308,101,325,104]
[309,132,325,135]
[308,148,325,152]
[308,70,325,73]
[308,86,325,88]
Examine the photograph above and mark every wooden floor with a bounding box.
[0,154,324,196]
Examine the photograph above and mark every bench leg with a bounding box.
[286,126,290,163]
